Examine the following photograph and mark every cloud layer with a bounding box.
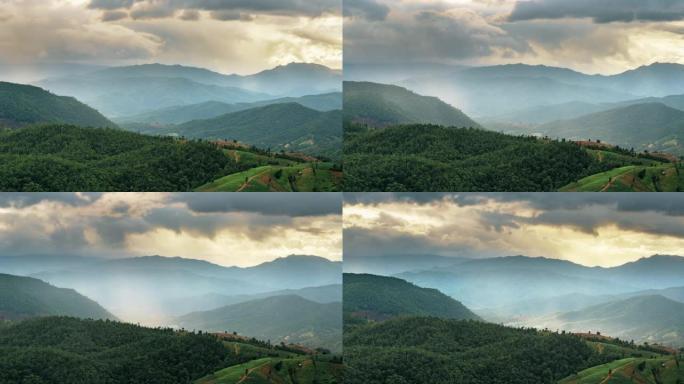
[344,193,684,267]
[0,193,342,267]
[0,0,341,80]
[344,0,684,74]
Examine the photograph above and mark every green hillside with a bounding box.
[0,124,239,191]
[344,124,610,191]
[175,295,342,352]
[140,103,342,158]
[344,274,479,322]
[344,317,610,384]
[343,81,479,127]
[0,274,115,321]
[538,103,684,155]
[0,317,229,384]
[533,295,684,348]
[0,82,115,128]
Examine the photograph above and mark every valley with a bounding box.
[0,255,344,384]
[344,62,684,192]
[0,62,342,192]
[343,265,684,384]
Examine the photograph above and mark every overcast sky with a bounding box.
[0,193,342,267]
[345,0,684,74]
[344,193,684,267]
[0,0,342,77]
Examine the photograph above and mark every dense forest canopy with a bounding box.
[0,125,241,191]
[344,317,613,384]
[344,123,610,191]
[0,317,228,384]
[343,274,479,321]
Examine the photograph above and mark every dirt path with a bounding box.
[237,169,270,192]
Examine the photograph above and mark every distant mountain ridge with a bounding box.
[396,254,684,309]
[0,273,115,321]
[398,62,684,117]
[0,82,116,128]
[38,62,341,117]
[4,254,341,323]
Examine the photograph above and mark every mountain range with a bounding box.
[397,255,684,310]
[116,92,342,125]
[399,62,684,117]
[0,82,116,128]
[1,254,341,324]
[37,63,342,117]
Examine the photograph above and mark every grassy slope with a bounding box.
[561,164,684,192]
[560,149,684,191]
[195,357,343,384]
[196,162,341,192]
[559,356,684,384]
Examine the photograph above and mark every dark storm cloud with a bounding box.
[175,193,342,217]
[344,226,479,258]
[144,206,291,240]
[89,0,138,10]
[0,193,103,208]
[344,8,530,64]
[344,192,455,205]
[101,10,129,21]
[344,0,390,21]
[509,0,684,23]
[89,0,340,17]
[346,193,684,217]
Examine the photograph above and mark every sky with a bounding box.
[344,0,684,74]
[0,192,342,267]
[344,193,684,267]
[0,0,342,79]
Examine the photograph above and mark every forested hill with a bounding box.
[0,82,116,128]
[0,274,115,321]
[344,273,479,321]
[344,317,608,384]
[0,317,228,384]
[343,81,480,128]
[537,102,684,155]
[174,295,343,352]
[0,125,239,191]
[167,103,342,158]
[344,124,608,191]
